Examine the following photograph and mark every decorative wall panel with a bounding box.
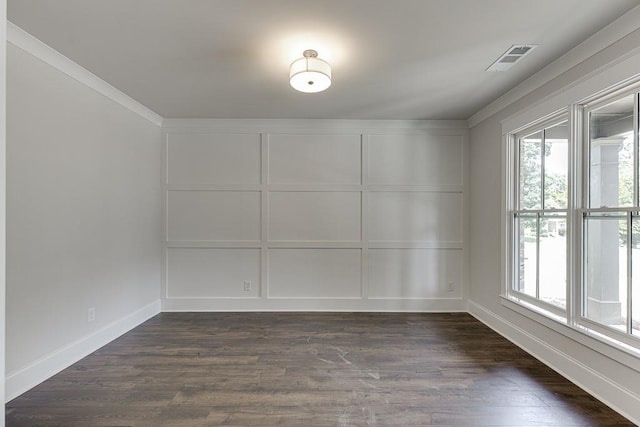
[163,123,467,311]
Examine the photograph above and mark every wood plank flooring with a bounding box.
[6,313,635,426]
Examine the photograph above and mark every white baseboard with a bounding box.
[467,300,640,425]
[5,300,161,402]
[161,297,467,312]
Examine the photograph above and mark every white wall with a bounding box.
[162,121,468,311]
[5,34,162,400]
[0,0,7,422]
[468,26,640,424]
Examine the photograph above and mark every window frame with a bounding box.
[578,88,640,348]
[506,113,571,319]
[503,81,640,358]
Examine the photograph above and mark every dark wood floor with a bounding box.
[6,313,635,426]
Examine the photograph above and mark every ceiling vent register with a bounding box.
[486,44,538,72]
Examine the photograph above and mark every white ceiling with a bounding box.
[8,0,640,120]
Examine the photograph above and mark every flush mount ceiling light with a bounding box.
[289,49,331,93]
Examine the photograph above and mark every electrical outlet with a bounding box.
[243,281,252,291]
[447,281,455,292]
[88,307,96,322]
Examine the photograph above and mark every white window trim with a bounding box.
[501,68,640,369]
[577,86,640,344]
[500,296,640,373]
[504,111,570,314]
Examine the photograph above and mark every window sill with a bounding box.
[500,295,640,373]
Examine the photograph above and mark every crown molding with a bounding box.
[161,118,469,133]
[7,21,163,127]
[468,4,640,128]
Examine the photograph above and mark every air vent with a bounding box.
[486,44,538,72]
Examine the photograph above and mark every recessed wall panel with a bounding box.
[369,192,462,242]
[167,133,260,185]
[269,249,361,298]
[368,249,462,298]
[369,134,463,186]
[268,134,361,184]
[269,192,361,241]
[167,191,260,241]
[167,248,260,297]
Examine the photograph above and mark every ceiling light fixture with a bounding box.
[289,49,331,93]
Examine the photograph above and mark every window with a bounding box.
[583,91,640,342]
[511,118,569,314]
[506,83,640,352]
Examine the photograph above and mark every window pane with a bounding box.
[516,216,537,297]
[633,216,640,336]
[589,95,635,208]
[544,123,568,209]
[539,216,566,309]
[519,132,542,210]
[584,215,627,332]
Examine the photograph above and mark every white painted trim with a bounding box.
[164,241,463,249]
[461,129,470,303]
[166,184,464,193]
[0,1,7,423]
[501,51,640,135]
[260,133,269,299]
[162,297,466,312]
[5,300,161,402]
[161,133,170,302]
[367,241,463,249]
[264,241,363,248]
[360,135,370,300]
[500,297,640,372]
[162,118,468,133]
[468,4,640,128]
[468,300,640,425]
[7,22,163,127]
[163,125,469,311]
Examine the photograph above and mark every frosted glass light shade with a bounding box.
[289,50,331,93]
